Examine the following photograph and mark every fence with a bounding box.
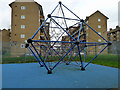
[2,41,120,68]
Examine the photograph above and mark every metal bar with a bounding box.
[31,43,49,70]
[69,22,80,28]
[52,16,80,21]
[44,26,66,29]
[61,3,81,20]
[84,45,108,68]
[31,17,49,39]
[84,22,109,42]
[51,17,76,41]
[27,47,41,65]
[50,4,59,15]
[50,19,71,47]
[60,5,68,28]
[44,48,51,62]
[52,48,65,62]
[87,44,107,47]
[32,40,75,43]
[77,22,83,40]
[82,26,86,41]
[52,48,62,58]
[42,27,49,40]
[77,45,83,68]
[83,47,86,67]
[60,4,78,41]
[68,51,72,61]
[68,46,85,64]
[51,44,76,70]
[80,42,108,45]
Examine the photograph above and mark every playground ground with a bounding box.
[2,62,119,88]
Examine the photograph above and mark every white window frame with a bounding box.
[98,25,101,28]
[87,26,88,30]
[21,34,25,38]
[98,19,101,22]
[21,15,25,19]
[21,6,26,10]
[98,46,101,49]
[25,40,27,43]
[98,39,101,42]
[21,25,25,29]
[98,32,101,35]
[86,33,88,36]
[21,44,25,48]
[117,31,119,34]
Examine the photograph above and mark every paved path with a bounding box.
[2,62,119,88]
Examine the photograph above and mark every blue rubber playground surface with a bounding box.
[2,62,119,88]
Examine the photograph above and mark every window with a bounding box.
[98,19,101,22]
[39,36,45,40]
[98,39,101,42]
[87,26,88,30]
[21,25,25,29]
[21,15,25,19]
[21,34,25,38]
[98,25,101,28]
[86,33,88,36]
[117,35,119,37]
[98,46,101,49]
[40,28,44,33]
[21,44,25,48]
[25,40,27,43]
[111,33,112,35]
[87,40,88,42]
[46,23,49,26]
[21,6,26,10]
[117,31,119,34]
[98,32,101,35]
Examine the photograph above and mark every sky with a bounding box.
[0,0,119,30]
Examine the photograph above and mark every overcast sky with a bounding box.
[0,0,119,30]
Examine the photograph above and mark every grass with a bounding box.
[2,54,119,68]
[2,56,37,64]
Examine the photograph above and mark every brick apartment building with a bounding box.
[85,10,108,54]
[107,26,120,42]
[62,10,108,54]
[0,29,11,55]
[107,26,120,54]
[1,1,109,56]
[9,0,47,56]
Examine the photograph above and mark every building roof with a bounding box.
[107,26,120,34]
[86,10,109,21]
[9,0,44,17]
[9,0,42,7]
[0,29,10,31]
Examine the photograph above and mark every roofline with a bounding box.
[9,1,42,8]
[86,10,109,20]
[107,26,120,33]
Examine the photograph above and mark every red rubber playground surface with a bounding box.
[2,62,119,88]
